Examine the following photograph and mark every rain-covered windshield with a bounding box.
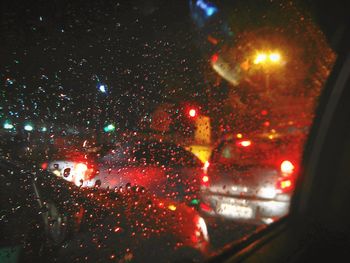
[101,142,203,167]
[1,0,336,262]
[212,130,306,167]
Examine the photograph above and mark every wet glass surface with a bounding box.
[0,0,336,262]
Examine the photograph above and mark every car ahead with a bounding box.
[46,140,206,204]
[86,140,205,203]
[43,138,110,186]
[44,149,100,186]
[200,130,306,224]
[0,158,210,263]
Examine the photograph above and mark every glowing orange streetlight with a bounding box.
[254,51,282,65]
[252,51,283,93]
[254,53,268,64]
[269,52,281,63]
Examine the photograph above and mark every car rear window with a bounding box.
[213,133,305,167]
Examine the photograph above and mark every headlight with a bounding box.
[52,170,61,177]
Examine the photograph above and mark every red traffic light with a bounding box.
[188,108,197,118]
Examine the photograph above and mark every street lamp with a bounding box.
[252,51,283,93]
[254,53,267,64]
[254,51,281,65]
[269,52,281,63]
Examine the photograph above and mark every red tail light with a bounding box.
[202,175,209,186]
[75,163,88,174]
[73,163,89,186]
[73,162,88,182]
[188,108,197,118]
[74,161,98,182]
[200,202,213,213]
[276,177,294,192]
[211,53,219,63]
[41,162,48,170]
[280,160,295,174]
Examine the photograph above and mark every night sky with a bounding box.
[1,0,205,130]
[0,0,336,135]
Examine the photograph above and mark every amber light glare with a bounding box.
[168,204,177,211]
[281,179,292,189]
[276,178,294,192]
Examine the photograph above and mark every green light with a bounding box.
[3,121,14,129]
[41,127,47,132]
[190,199,200,205]
[24,124,34,131]
[103,124,115,132]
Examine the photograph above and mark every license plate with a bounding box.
[217,203,254,219]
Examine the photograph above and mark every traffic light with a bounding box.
[103,123,115,132]
[188,108,197,118]
[24,123,34,131]
[3,120,14,129]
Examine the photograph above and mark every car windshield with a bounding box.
[101,142,203,167]
[1,0,336,262]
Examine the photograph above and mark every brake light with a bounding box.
[200,202,213,213]
[201,174,209,187]
[211,53,219,63]
[276,177,294,192]
[281,179,292,189]
[237,140,251,147]
[202,175,209,183]
[41,162,48,170]
[280,160,294,174]
[75,163,88,175]
[73,163,88,186]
